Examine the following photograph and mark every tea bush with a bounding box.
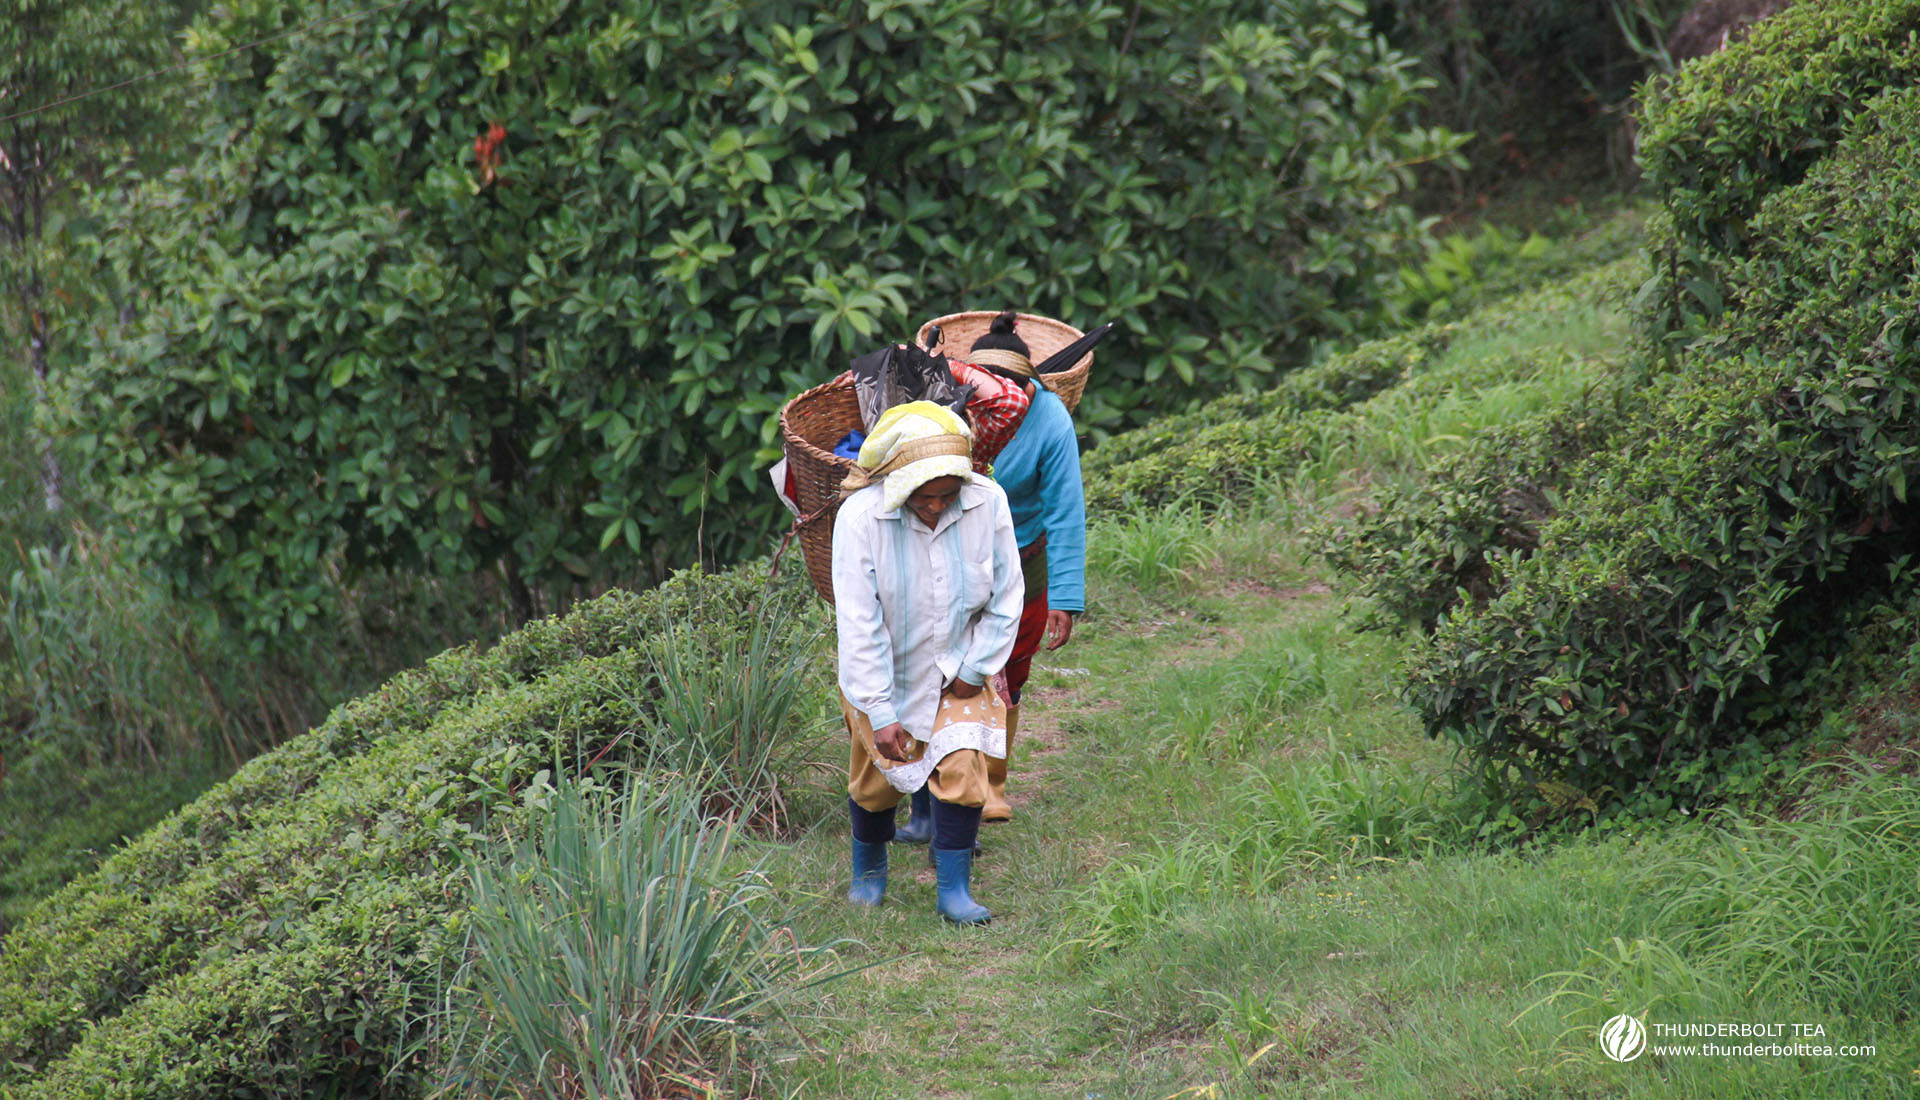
[1636,0,1920,334]
[1322,387,1651,634]
[52,0,1461,638]
[1333,78,1920,807]
[0,562,822,1097]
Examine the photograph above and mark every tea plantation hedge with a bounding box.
[1334,41,1920,805]
[1081,239,1642,514]
[0,564,818,1097]
[1637,0,1920,328]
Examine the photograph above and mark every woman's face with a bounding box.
[905,475,965,528]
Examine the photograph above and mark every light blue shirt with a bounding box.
[990,387,1087,612]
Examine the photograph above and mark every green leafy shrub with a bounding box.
[52,0,1462,638]
[1333,82,1920,807]
[0,562,820,1097]
[1384,224,1549,324]
[0,0,185,529]
[1636,0,1920,335]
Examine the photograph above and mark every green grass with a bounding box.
[1290,294,1628,497]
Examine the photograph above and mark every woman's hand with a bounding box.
[948,677,983,699]
[1044,609,1075,651]
[873,722,912,762]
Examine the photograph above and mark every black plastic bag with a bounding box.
[847,343,974,430]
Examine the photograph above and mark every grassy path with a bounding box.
[757,536,1413,1098]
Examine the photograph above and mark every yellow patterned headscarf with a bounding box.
[838,401,973,512]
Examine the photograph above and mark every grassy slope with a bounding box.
[749,234,1920,1099]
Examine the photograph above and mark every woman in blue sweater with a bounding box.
[898,311,1087,838]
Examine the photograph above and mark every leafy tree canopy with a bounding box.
[54,0,1461,639]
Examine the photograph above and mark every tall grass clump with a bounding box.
[431,782,809,1099]
[1656,760,1920,1018]
[629,597,828,832]
[1,537,236,767]
[1085,501,1220,595]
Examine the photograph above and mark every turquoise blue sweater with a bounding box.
[991,387,1087,613]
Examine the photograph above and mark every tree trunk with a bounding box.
[8,169,64,520]
[28,291,64,516]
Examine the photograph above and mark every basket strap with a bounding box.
[969,348,1035,378]
[967,348,1055,397]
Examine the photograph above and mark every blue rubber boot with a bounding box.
[932,845,992,925]
[848,837,888,907]
[893,787,933,845]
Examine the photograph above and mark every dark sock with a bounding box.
[932,799,983,852]
[849,797,896,844]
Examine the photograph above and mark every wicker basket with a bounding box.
[777,374,862,604]
[915,311,1092,414]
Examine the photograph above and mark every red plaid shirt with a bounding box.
[951,361,1030,473]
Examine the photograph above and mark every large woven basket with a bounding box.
[916,311,1092,414]
[777,374,862,604]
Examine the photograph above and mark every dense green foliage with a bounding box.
[1330,9,1920,807]
[1,0,182,525]
[1368,0,1692,193]
[1636,0,1920,333]
[51,0,1459,638]
[0,564,821,1097]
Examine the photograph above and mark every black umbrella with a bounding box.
[1034,321,1116,374]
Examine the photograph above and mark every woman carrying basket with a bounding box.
[896,311,1088,839]
[834,402,1023,924]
